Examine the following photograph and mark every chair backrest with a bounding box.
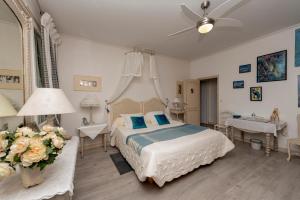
[297,114,300,138]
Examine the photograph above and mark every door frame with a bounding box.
[198,75,219,125]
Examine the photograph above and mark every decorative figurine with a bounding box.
[270,108,280,123]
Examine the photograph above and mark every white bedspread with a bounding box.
[111,122,234,187]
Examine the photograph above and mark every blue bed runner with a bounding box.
[126,124,207,155]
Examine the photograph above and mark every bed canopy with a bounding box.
[105,51,168,112]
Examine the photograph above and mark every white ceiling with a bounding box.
[38,0,300,60]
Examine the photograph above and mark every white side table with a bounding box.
[170,109,185,121]
[78,123,109,158]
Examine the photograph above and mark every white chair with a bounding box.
[287,114,300,161]
[214,111,232,139]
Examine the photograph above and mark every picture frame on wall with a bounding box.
[257,50,287,83]
[73,75,102,92]
[239,64,251,73]
[295,28,300,67]
[0,68,23,90]
[176,81,183,97]
[250,86,262,101]
[233,80,244,89]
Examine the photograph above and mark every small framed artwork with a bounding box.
[233,80,244,89]
[0,69,23,90]
[176,81,183,97]
[74,75,102,92]
[250,87,262,101]
[295,28,300,67]
[239,64,251,73]
[257,50,287,82]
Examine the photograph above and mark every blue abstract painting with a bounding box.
[233,80,244,89]
[239,64,251,73]
[257,50,287,82]
[295,29,300,67]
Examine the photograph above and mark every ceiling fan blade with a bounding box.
[168,26,196,37]
[215,18,243,27]
[208,0,245,18]
[180,4,202,22]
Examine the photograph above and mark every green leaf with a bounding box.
[13,155,21,163]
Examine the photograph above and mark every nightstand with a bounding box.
[170,109,185,121]
[78,123,110,158]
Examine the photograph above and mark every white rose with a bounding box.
[42,125,55,133]
[21,137,47,167]
[0,131,8,137]
[10,137,30,154]
[53,136,64,149]
[0,139,8,158]
[16,127,36,137]
[0,162,14,179]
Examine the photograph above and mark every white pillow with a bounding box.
[120,113,144,129]
[145,111,172,126]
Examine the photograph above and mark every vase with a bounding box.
[20,166,44,188]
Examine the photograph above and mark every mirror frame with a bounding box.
[4,0,36,123]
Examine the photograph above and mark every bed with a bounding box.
[110,98,234,187]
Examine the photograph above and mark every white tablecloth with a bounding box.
[78,123,107,139]
[225,118,287,137]
[0,136,79,200]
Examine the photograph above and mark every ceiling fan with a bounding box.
[168,0,244,37]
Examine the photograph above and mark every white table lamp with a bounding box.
[0,94,17,117]
[173,97,182,110]
[17,88,75,124]
[80,95,100,125]
[0,94,17,130]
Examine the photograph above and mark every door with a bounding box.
[183,79,200,125]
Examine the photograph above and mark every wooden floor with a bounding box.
[73,142,300,200]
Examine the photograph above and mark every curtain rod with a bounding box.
[125,47,155,55]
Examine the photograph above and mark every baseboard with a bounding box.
[233,134,300,157]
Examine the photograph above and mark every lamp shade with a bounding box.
[173,97,181,104]
[80,96,100,108]
[0,94,17,117]
[17,88,75,116]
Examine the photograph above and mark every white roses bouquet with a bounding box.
[0,125,67,180]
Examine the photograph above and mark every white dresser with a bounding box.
[0,136,79,200]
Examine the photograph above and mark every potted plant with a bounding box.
[0,125,67,188]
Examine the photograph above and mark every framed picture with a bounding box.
[257,50,287,82]
[239,64,251,73]
[0,69,23,90]
[250,87,262,101]
[73,75,102,92]
[176,81,183,97]
[233,80,244,89]
[295,28,300,67]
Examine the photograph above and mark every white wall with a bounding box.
[190,25,300,149]
[58,35,190,134]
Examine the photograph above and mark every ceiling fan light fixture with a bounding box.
[197,17,215,34]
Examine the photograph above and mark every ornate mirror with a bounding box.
[0,0,24,131]
[0,0,35,131]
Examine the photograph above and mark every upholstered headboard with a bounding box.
[143,98,165,114]
[109,98,142,124]
[109,98,165,126]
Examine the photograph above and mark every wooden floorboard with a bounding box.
[73,142,300,200]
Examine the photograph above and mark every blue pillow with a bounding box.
[154,114,170,125]
[130,116,147,129]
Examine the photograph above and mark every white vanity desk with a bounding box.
[0,137,79,200]
[225,117,287,156]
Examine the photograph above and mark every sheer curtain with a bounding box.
[106,52,144,105]
[149,55,168,106]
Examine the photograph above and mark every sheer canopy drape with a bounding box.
[106,52,144,104]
